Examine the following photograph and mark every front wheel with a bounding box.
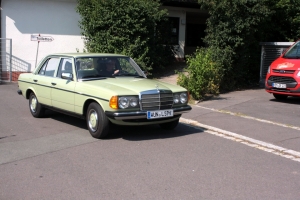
[29,92,45,118]
[159,119,179,130]
[273,94,288,100]
[86,102,110,139]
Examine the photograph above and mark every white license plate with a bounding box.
[272,83,286,88]
[147,110,173,119]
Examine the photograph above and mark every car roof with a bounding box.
[48,53,128,58]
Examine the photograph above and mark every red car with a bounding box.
[265,40,300,100]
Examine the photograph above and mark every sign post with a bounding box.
[31,34,54,68]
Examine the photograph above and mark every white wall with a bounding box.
[162,6,205,60]
[165,7,186,60]
[2,0,85,72]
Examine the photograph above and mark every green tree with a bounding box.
[265,0,300,42]
[199,0,274,90]
[76,0,175,74]
[199,0,300,90]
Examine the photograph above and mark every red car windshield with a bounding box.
[283,41,300,59]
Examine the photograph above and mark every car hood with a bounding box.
[271,57,300,70]
[78,77,185,96]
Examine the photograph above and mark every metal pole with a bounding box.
[35,41,40,68]
[259,45,264,87]
[9,39,12,82]
[0,39,2,84]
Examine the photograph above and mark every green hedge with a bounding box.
[76,0,175,74]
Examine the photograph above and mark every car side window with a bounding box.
[57,58,73,78]
[38,58,60,77]
[38,61,47,75]
[119,58,138,75]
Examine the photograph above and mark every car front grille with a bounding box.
[140,90,173,111]
[268,76,296,84]
[272,69,295,74]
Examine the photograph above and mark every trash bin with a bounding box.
[259,42,294,87]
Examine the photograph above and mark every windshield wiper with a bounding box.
[114,72,144,77]
[80,75,108,80]
[81,75,102,78]
[133,75,145,78]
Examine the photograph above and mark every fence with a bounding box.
[0,38,12,83]
[0,38,32,83]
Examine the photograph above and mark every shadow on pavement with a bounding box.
[108,123,203,141]
[270,96,300,105]
[43,110,202,141]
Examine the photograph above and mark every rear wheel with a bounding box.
[29,92,45,118]
[86,102,110,139]
[159,118,179,130]
[273,94,288,100]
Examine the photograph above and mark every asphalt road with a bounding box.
[0,83,300,200]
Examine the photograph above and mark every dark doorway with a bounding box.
[185,12,209,56]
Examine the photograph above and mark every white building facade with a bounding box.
[1,0,207,81]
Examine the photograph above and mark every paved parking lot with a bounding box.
[0,82,300,200]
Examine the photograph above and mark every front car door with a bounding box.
[51,57,76,112]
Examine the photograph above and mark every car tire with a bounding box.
[273,94,288,100]
[159,118,179,130]
[86,102,110,139]
[29,92,45,118]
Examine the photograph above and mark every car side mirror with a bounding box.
[61,72,73,80]
[142,71,148,77]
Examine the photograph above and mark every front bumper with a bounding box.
[105,105,192,120]
[265,75,300,96]
[265,83,300,96]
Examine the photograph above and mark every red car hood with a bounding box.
[271,57,300,70]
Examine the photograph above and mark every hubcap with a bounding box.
[88,109,98,132]
[30,96,37,113]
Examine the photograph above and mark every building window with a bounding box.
[168,17,180,45]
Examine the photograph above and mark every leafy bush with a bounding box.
[76,0,175,74]
[199,0,300,90]
[199,0,273,90]
[177,48,223,100]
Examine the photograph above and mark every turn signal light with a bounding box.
[109,96,118,109]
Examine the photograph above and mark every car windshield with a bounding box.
[75,56,146,80]
[283,41,300,59]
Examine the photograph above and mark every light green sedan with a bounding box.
[17,53,192,139]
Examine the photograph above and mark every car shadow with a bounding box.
[108,123,203,141]
[45,110,87,129]
[43,110,202,140]
[270,96,300,105]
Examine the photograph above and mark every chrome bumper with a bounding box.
[105,105,192,120]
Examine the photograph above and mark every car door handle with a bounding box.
[51,82,57,86]
[33,79,38,82]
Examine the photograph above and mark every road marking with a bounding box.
[180,118,300,163]
[196,105,300,131]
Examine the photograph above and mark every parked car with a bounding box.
[17,53,192,138]
[265,40,300,100]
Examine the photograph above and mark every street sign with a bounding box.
[31,34,54,42]
[31,34,54,68]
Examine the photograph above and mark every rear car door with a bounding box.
[32,57,60,106]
